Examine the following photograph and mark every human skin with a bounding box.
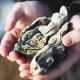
[0,1,51,63]
[0,1,80,80]
[19,15,80,80]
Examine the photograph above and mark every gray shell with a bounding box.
[14,6,68,75]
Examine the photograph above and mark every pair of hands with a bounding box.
[0,1,80,80]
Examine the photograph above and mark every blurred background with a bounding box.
[0,0,30,80]
[0,0,80,80]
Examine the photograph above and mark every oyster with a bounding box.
[14,6,69,75]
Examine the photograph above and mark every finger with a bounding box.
[0,32,17,57]
[33,75,47,80]
[19,64,30,71]
[16,57,26,65]
[20,70,33,79]
[0,46,11,57]
[7,55,15,62]
[10,27,21,39]
[15,17,30,30]
[62,29,80,47]
[5,6,24,31]
[70,14,80,29]
[8,51,20,61]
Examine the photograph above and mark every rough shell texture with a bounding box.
[14,17,50,57]
[14,6,68,75]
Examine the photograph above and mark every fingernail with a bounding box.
[62,35,72,47]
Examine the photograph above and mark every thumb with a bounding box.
[5,8,24,31]
[62,29,80,47]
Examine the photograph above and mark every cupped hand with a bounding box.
[19,14,80,80]
[0,1,51,63]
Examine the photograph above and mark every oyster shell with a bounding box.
[14,6,69,75]
[14,17,50,57]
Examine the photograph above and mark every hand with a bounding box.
[0,1,51,63]
[19,14,80,80]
